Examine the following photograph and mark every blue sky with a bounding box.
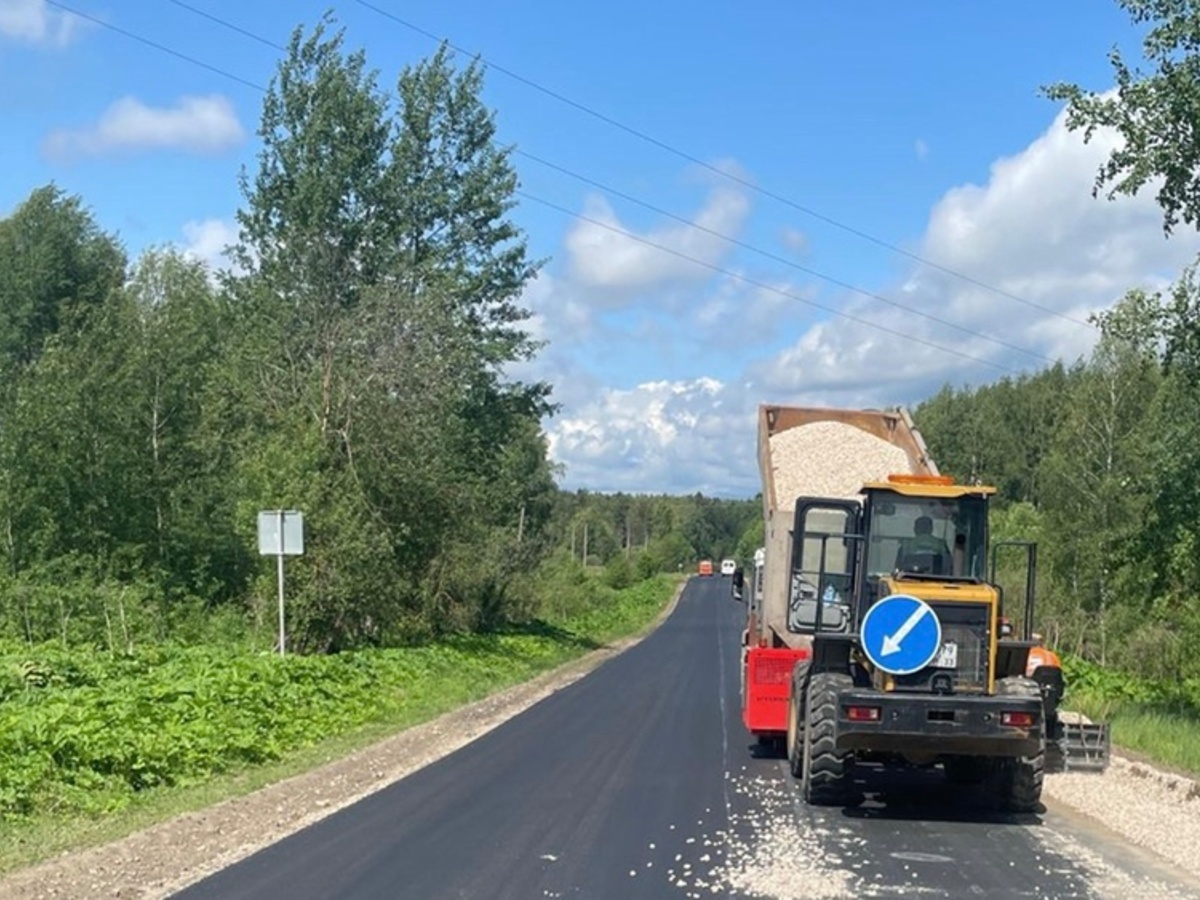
[3,0,1197,498]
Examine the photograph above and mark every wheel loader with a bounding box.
[740,404,1109,810]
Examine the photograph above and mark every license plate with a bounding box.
[932,641,958,668]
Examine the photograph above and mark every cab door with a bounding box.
[788,498,862,634]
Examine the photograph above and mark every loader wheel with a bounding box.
[994,676,1045,813]
[786,661,809,778]
[801,671,854,805]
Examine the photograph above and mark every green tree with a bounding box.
[1043,0,1200,234]
[0,185,125,371]
[229,16,549,647]
[1036,292,1162,663]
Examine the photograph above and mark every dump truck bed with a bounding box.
[756,405,937,648]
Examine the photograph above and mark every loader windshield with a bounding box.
[865,491,987,580]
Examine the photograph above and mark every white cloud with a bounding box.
[0,0,80,46]
[541,103,1200,496]
[180,218,240,274]
[915,138,930,161]
[564,184,749,293]
[43,95,245,160]
[546,376,761,496]
[781,227,808,255]
[754,101,1200,406]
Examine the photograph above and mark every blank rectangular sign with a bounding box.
[257,510,305,556]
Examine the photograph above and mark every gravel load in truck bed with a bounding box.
[769,421,915,508]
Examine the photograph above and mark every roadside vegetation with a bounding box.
[0,570,679,872]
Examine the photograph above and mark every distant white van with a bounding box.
[720,558,737,577]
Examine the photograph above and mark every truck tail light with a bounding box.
[1001,711,1035,728]
[846,705,881,722]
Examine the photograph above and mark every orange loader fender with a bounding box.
[1025,641,1065,720]
[1025,644,1061,677]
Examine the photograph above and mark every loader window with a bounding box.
[865,492,987,580]
[789,503,858,633]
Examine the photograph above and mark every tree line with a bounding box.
[913,0,1200,682]
[0,15,759,653]
[8,0,1199,678]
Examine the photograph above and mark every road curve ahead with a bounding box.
[175,577,1200,900]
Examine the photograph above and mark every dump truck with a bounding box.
[737,403,1108,810]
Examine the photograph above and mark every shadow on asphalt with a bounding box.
[843,765,1045,826]
[746,742,1045,826]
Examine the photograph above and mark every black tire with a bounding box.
[786,661,809,778]
[801,671,854,805]
[994,676,1045,813]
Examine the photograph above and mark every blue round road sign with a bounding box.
[860,594,942,675]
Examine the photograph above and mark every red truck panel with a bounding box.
[743,646,809,735]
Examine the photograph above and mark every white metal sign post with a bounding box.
[257,510,304,657]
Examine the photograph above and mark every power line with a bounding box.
[61,0,1027,375]
[515,150,1057,366]
[126,0,1059,368]
[351,0,1099,331]
[165,0,285,52]
[44,0,266,92]
[516,191,1018,376]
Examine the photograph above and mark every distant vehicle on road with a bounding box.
[720,558,737,576]
[697,559,714,577]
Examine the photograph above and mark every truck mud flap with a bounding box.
[1047,719,1111,773]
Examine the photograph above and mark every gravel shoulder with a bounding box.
[4,580,1200,900]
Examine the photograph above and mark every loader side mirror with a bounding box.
[731,568,744,601]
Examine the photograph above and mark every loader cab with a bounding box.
[862,488,988,582]
[787,476,995,636]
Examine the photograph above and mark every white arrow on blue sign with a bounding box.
[860,594,943,675]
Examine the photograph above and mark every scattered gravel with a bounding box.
[1034,820,1195,900]
[1044,756,1200,887]
[769,422,914,508]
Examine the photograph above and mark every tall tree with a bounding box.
[1036,291,1162,662]
[0,185,125,370]
[230,16,550,647]
[1043,0,1200,234]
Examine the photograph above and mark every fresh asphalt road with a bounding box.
[175,577,1200,900]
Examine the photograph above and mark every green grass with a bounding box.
[1068,693,1200,776]
[1062,654,1200,777]
[0,574,679,875]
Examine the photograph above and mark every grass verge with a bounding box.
[1067,693,1200,777]
[0,574,681,875]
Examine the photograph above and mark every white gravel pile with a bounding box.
[1045,756,1200,888]
[770,422,913,509]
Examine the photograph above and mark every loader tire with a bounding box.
[786,661,810,778]
[801,671,854,806]
[995,676,1045,813]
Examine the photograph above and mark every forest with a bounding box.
[0,18,759,659]
[3,5,1200,680]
